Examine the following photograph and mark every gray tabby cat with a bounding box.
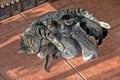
[18,21,65,72]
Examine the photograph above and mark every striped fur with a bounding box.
[71,8,111,29]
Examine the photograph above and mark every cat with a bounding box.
[18,8,110,72]
[17,22,63,72]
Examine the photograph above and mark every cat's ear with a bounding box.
[17,48,25,54]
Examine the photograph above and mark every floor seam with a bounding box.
[63,58,87,80]
[0,71,8,80]
[69,0,79,8]
[110,23,120,29]
[15,65,41,80]
[109,33,120,47]
[20,13,31,24]
[55,1,73,10]
[0,13,30,36]
[0,25,24,37]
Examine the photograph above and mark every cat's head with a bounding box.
[17,34,40,55]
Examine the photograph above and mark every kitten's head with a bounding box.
[61,14,77,26]
[17,35,40,55]
[38,39,56,59]
[47,20,60,33]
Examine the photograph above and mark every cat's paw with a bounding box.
[46,31,54,40]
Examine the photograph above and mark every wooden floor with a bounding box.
[0,0,120,80]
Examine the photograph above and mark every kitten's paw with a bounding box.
[61,50,78,59]
[83,53,98,61]
[37,52,46,59]
[46,32,54,40]
[53,56,58,60]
